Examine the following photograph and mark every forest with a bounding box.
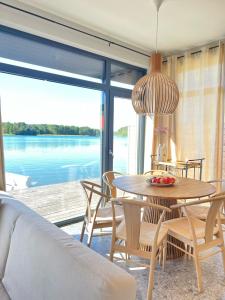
[3,122,100,136]
[3,122,128,136]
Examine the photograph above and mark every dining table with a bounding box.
[113,175,216,259]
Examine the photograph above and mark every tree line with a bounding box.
[114,126,128,137]
[3,122,100,136]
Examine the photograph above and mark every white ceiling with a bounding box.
[17,0,225,54]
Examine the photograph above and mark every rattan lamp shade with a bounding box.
[132,53,179,115]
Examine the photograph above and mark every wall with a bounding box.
[0,0,149,68]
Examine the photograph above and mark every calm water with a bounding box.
[3,135,128,187]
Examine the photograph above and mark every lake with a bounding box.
[3,135,128,187]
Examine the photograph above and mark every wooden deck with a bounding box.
[10,181,99,224]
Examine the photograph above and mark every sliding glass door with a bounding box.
[108,91,140,175]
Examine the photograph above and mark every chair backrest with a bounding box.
[144,170,167,176]
[207,179,225,194]
[172,194,225,244]
[205,192,225,243]
[102,171,123,198]
[80,180,109,223]
[207,179,225,215]
[112,198,171,252]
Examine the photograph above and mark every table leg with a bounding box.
[143,197,185,259]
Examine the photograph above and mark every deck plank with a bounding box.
[10,180,100,223]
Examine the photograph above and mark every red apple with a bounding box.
[162,177,168,184]
[151,177,157,183]
[156,178,161,184]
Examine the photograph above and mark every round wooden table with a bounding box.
[113,175,216,259]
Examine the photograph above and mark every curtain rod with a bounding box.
[0,1,150,58]
[176,44,219,60]
[162,44,220,63]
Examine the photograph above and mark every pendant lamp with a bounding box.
[132,0,179,115]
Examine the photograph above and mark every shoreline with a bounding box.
[3,134,100,137]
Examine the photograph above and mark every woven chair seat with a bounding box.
[164,217,219,240]
[93,205,124,223]
[116,220,168,247]
[185,205,225,221]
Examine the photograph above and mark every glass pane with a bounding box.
[144,116,154,173]
[113,97,138,174]
[1,72,102,222]
[111,62,146,89]
[0,26,104,83]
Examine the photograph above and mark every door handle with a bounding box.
[109,149,114,158]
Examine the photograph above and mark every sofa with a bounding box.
[0,192,136,300]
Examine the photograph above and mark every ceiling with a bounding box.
[17,0,225,54]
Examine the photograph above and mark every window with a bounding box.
[0,25,147,225]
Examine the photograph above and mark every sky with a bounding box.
[0,72,137,131]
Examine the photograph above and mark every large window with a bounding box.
[1,73,103,222]
[0,25,146,225]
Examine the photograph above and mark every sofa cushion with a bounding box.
[0,195,36,279]
[3,212,136,300]
[0,282,10,300]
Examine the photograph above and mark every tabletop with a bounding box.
[113,175,216,200]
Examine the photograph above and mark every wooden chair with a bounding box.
[110,198,171,300]
[164,194,225,292]
[144,170,168,176]
[80,180,124,247]
[102,171,124,198]
[185,179,225,222]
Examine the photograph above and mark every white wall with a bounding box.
[0,0,149,68]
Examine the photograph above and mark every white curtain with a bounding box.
[175,44,224,180]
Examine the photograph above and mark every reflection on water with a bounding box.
[4,135,128,188]
[4,135,95,151]
[4,135,101,187]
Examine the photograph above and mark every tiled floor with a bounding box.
[62,222,225,300]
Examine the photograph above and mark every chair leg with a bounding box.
[186,244,191,260]
[193,250,203,293]
[87,224,94,247]
[80,220,86,242]
[110,247,114,262]
[185,244,188,259]
[162,241,167,271]
[147,253,157,300]
[158,245,163,266]
[220,245,225,273]
[110,237,116,262]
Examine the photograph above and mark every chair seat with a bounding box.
[93,205,124,223]
[116,220,168,247]
[185,205,225,221]
[164,217,219,240]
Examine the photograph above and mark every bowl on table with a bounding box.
[145,173,177,187]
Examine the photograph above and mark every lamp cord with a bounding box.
[155,8,159,53]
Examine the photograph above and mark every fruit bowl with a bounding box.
[146,174,176,187]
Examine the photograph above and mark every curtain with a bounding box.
[150,44,224,181]
[175,44,224,181]
[0,98,5,190]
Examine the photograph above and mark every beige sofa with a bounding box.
[0,193,136,300]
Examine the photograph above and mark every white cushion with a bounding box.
[0,195,36,279]
[116,220,168,247]
[3,208,136,300]
[95,205,124,223]
[0,283,10,300]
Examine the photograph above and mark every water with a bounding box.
[3,135,128,187]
